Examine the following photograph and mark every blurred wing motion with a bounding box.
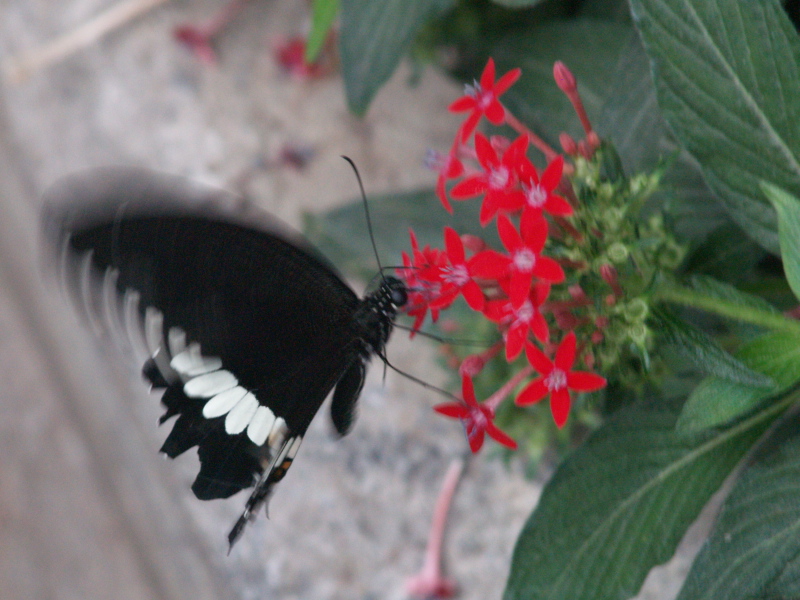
[41,168,406,548]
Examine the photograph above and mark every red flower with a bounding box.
[424,228,485,311]
[451,134,528,226]
[275,37,326,79]
[398,230,446,332]
[516,332,607,427]
[470,212,565,308]
[434,376,517,453]
[484,281,550,360]
[514,155,573,219]
[449,58,521,142]
[174,26,218,65]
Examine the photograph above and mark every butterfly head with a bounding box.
[383,275,408,309]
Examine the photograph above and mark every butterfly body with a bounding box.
[43,169,407,547]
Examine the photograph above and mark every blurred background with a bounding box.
[0,1,702,598]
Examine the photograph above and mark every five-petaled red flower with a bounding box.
[449,58,522,142]
[513,155,573,220]
[470,212,565,308]
[451,134,529,226]
[516,332,607,427]
[483,281,551,360]
[434,376,517,453]
[423,227,485,311]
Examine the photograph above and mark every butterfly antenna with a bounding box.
[341,156,384,276]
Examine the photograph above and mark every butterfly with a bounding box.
[42,168,408,549]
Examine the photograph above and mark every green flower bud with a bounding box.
[607,242,629,263]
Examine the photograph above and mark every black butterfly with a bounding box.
[42,168,408,549]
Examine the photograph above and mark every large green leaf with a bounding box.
[763,182,800,302]
[677,330,800,432]
[652,307,774,388]
[339,0,453,114]
[676,413,800,600]
[629,0,800,254]
[503,396,777,600]
[681,222,765,282]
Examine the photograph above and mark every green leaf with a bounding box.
[681,222,766,282]
[629,0,800,254]
[690,275,780,317]
[339,0,453,114]
[306,0,339,62]
[676,413,800,600]
[652,307,774,388]
[503,396,776,600]
[678,330,800,432]
[763,182,800,302]
[302,188,498,280]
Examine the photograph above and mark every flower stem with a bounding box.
[654,285,800,335]
[486,364,534,411]
[503,111,560,163]
[405,458,465,599]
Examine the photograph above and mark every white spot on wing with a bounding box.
[203,386,248,418]
[225,392,259,434]
[171,344,222,377]
[184,370,237,398]
[247,405,276,446]
[168,327,187,357]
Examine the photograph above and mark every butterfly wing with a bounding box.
[44,169,363,499]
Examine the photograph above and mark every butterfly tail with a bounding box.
[227,435,303,551]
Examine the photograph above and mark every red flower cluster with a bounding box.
[399,58,607,448]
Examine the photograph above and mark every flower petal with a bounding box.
[494,67,522,95]
[434,403,470,419]
[567,371,607,392]
[525,342,553,375]
[461,375,478,407]
[516,378,548,405]
[509,271,534,308]
[479,58,496,89]
[497,215,522,253]
[444,227,465,264]
[461,280,485,311]
[541,155,564,191]
[485,421,518,450]
[555,331,577,371]
[469,250,510,279]
[550,388,572,428]
[474,133,499,168]
[532,256,566,283]
[505,322,527,361]
[448,96,477,112]
[451,175,488,199]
